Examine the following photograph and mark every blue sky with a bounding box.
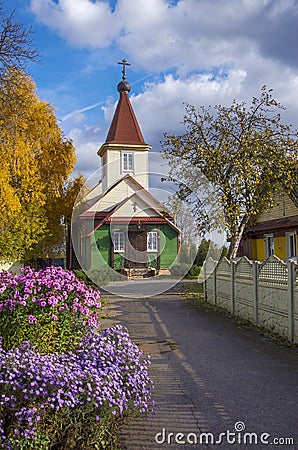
[5,0,298,182]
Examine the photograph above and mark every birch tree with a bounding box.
[162,86,298,259]
[0,68,83,260]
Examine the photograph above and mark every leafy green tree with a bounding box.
[166,195,198,247]
[162,86,298,259]
[179,242,190,264]
[0,68,83,260]
[195,238,210,266]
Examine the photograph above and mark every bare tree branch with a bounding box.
[0,2,39,75]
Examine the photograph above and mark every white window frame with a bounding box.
[286,231,297,260]
[264,234,274,259]
[122,152,133,172]
[114,231,125,253]
[147,231,158,252]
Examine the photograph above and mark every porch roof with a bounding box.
[83,191,180,237]
[245,215,298,238]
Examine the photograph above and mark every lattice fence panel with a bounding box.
[204,257,218,279]
[235,257,253,280]
[259,255,288,286]
[216,257,231,275]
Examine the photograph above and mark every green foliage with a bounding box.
[0,326,153,449]
[162,86,298,259]
[87,268,122,286]
[182,281,204,298]
[179,243,190,263]
[188,265,201,277]
[75,267,124,287]
[7,433,51,450]
[195,238,210,266]
[220,246,228,260]
[1,304,85,355]
[147,253,158,269]
[0,265,153,449]
[74,269,94,286]
[170,263,190,278]
[27,402,121,449]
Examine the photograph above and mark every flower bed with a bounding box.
[0,267,154,449]
[0,266,101,353]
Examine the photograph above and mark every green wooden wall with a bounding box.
[90,223,178,270]
[159,224,178,269]
[114,252,124,270]
[92,224,110,268]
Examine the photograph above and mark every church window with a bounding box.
[122,152,133,171]
[147,231,158,252]
[114,232,124,252]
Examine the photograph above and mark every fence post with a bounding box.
[231,261,235,315]
[203,261,207,302]
[253,261,259,327]
[213,263,217,306]
[287,261,295,342]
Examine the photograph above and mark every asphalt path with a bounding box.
[101,282,298,450]
[100,277,189,298]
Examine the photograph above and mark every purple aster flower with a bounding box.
[27,315,37,325]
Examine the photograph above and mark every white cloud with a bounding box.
[99,60,298,161]
[126,69,248,149]
[30,0,298,71]
[30,0,121,47]
[69,126,102,176]
[31,0,298,177]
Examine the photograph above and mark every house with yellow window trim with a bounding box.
[238,185,298,261]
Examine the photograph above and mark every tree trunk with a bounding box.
[228,216,250,260]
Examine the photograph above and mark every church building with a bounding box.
[70,60,180,276]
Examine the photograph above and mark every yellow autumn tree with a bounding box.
[0,68,84,261]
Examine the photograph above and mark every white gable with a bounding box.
[84,181,102,204]
[85,176,165,214]
[112,193,160,218]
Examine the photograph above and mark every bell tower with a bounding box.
[98,59,151,192]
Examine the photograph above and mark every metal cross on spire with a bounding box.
[118,58,131,80]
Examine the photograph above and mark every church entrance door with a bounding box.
[124,229,147,268]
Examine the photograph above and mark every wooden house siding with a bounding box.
[93,224,110,267]
[160,225,178,269]
[112,198,159,217]
[89,182,134,212]
[240,187,298,261]
[251,236,287,261]
[101,147,149,191]
[257,190,297,222]
[89,223,178,271]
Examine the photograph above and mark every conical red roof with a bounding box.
[105,91,147,145]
